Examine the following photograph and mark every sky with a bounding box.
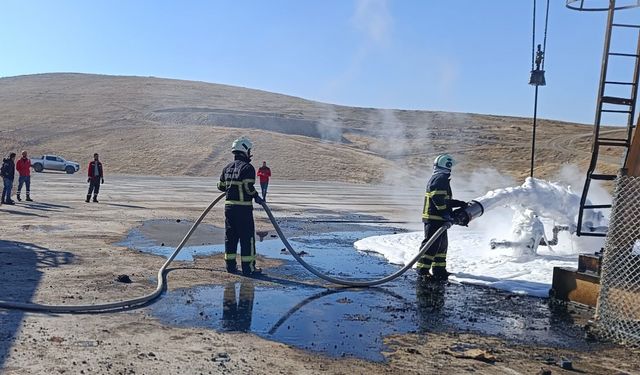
[0,0,638,124]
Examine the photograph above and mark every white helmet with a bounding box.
[434,154,456,170]
[231,137,253,157]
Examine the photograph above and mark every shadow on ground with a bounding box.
[0,240,74,370]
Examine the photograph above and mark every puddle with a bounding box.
[123,220,594,362]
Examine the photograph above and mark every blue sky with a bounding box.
[0,0,638,124]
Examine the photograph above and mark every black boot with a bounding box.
[86,194,91,203]
[16,194,21,202]
[242,263,262,277]
[92,195,99,203]
[226,260,238,274]
[432,268,451,281]
[26,195,33,202]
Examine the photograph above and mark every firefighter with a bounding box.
[416,154,467,280]
[217,137,264,276]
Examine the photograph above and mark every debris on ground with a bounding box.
[116,274,132,283]
[444,347,497,364]
[559,357,573,370]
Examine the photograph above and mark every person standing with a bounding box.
[416,154,466,281]
[217,137,264,276]
[257,161,271,201]
[15,150,33,202]
[86,153,104,203]
[1,152,16,205]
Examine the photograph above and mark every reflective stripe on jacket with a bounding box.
[421,171,465,222]
[217,154,258,206]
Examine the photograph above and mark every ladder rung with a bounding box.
[584,204,612,209]
[598,140,629,147]
[578,232,607,238]
[609,52,640,58]
[590,174,617,181]
[601,109,633,113]
[601,96,634,106]
[605,81,637,86]
[612,23,640,29]
[599,137,628,142]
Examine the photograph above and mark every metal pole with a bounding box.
[530,85,539,177]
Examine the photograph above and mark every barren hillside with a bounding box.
[0,73,621,183]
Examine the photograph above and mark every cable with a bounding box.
[531,0,537,71]
[542,0,550,70]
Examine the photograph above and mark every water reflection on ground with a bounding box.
[131,226,593,361]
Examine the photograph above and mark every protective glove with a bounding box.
[101,178,104,184]
[442,214,455,224]
[450,209,469,227]
[254,195,264,205]
[87,178,91,183]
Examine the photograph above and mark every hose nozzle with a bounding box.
[452,200,485,226]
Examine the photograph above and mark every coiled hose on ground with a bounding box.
[0,193,448,313]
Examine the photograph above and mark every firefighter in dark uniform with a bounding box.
[217,137,264,276]
[416,154,466,280]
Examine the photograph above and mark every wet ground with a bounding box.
[123,219,595,362]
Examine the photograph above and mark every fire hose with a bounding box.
[0,193,484,313]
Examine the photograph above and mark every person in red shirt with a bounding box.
[86,153,104,203]
[15,150,33,202]
[257,161,271,201]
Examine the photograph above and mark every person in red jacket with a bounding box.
[257,161,271,201]
[86,153,104,203]
[15,150,33,202]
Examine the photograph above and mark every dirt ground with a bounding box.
[1,174,639,375]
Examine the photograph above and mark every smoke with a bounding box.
[325,0,393,94]
[553,163,610,253]
[368,108,407,159]
[316,104,343,142]
[553,164,611,210]
[352,0,393,47]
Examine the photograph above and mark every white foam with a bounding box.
[354,177,608,297]
[633,240,640,256]
[475,177,605,229]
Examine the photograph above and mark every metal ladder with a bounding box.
[577,4,640,236]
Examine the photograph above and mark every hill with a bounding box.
[0,73,621,183]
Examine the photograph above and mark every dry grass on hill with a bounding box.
[0,73,621,183]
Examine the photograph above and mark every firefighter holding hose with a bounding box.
[416,154,467,281]
[217,137,264,276]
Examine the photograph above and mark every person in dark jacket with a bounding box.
[86,153,104,203]
[16,150,33,202]
[416,154,466,280]
[217,137,264,276]
[1,152,16,205]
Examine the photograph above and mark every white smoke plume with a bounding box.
[352,0,393,46]
[316,104,343,142]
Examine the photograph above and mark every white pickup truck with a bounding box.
[31,155,80,174]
